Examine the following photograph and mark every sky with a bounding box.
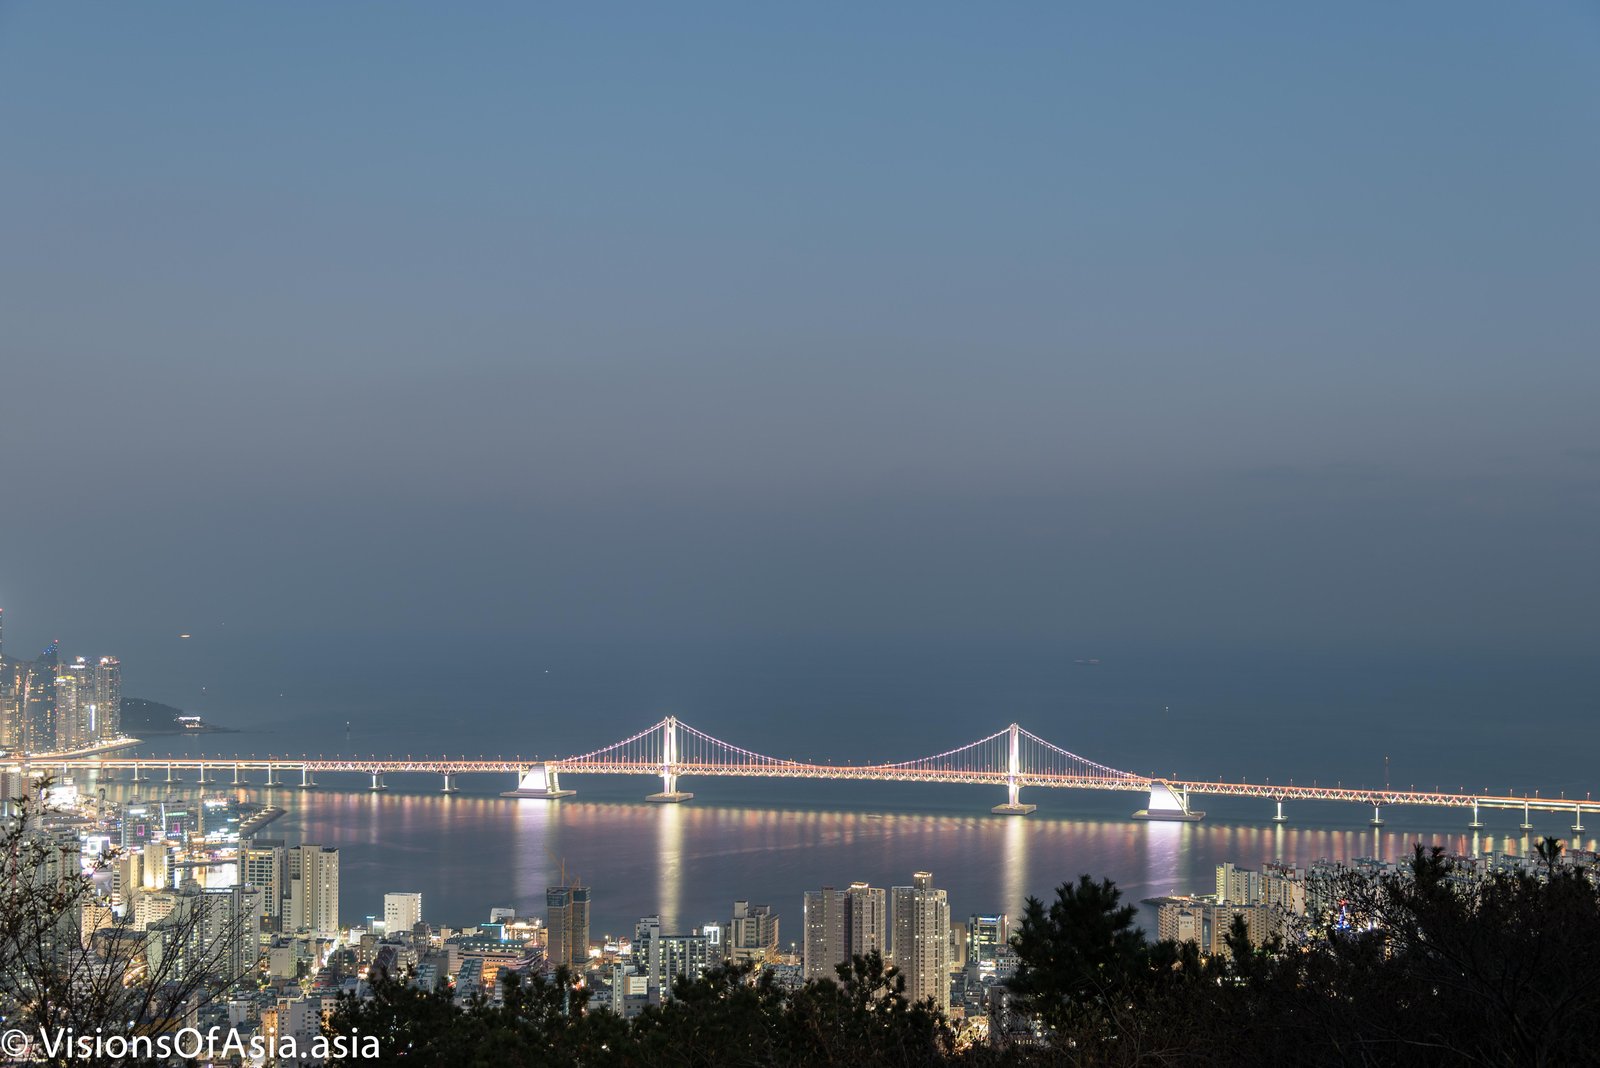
[2,2,1598,697]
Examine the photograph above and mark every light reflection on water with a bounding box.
[79,777,1592,937]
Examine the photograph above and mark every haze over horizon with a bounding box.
[3,3,1598,712]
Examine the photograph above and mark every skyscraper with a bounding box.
[804,882,886,981]
[53,659,87,751]
[94,656,121,741]
[803,887,846,981]
[243,839,288,922]
[845,882,887,961]
[0,655,21,752]
[288,845,339,937]
[545,883,591,969]
[890,871,950,1010]
[22,643,58,753]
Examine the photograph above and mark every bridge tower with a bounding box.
[646,715,695,803]
[992,722,1037,815]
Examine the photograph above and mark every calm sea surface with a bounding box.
[103,636,1599,937]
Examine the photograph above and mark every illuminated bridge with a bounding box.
[13,715,1596,832]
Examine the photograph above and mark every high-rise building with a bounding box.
[288,845,339,937]
[1216,862,1265,905]
[845,883,887,961]
[890,871,950,1010]
[53,660,87,751]
[202,884,265,979]
[21,643,59,753]
[243,839,288,920]
[545,884,590,969]
[803,887,846,981]
[726,901,779,964]
[967,914,1009,967]
[94,656,121,741]
[0,655,22,752]
[385,892,423,935]
[804,882,886,981]
[632,915,662,981]
[656,933,711,994]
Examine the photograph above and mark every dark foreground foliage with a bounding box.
[326,843,1600,1068]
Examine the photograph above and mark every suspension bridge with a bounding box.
[11,715,1596,832]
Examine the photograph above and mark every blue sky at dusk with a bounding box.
[2,2,1597,681]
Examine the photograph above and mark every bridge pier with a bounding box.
[299,766,317,789]
[369,772,387,792]
[991,780,1036,816]
[1573,805,1586,835]
[1133,782,1203,822]
[232,763,246,786]
[1370,803,1384,828]
[1520,802,1533,833]
[195,765,217,785]
[1273,799,1286,823]
[263,765,280,787]
[646,770,694,804]
[501,763,575,799]
[442,773,460,794]
[130,765,146,784]
[165,763,178,785]
[1468,800,1483,830]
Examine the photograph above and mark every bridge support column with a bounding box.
[299,766,317,789]
[442,773,459,793]
[165,763,177,785]
[1370,803,1384,828]
[500,763,575,799]
[1573,805,1586,835]
[1273,799,1286,823]
[369,772,387,792]
[232,763,246,786]
[263,765,279,787]
[1520,802,1533,833]
[992,724,1036,814]
[646,716,695,803]
[196,765,216,785]
[1133,782,1203,822]
[130,765,146,784]
[1468,800,1483,830]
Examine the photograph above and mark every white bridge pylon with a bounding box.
[515,714,1147,812]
